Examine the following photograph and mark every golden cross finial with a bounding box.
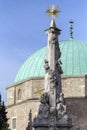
[46,5,60,19]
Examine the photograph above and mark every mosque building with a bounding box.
[6,15,87,130]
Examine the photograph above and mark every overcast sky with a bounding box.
[0,0,87,101]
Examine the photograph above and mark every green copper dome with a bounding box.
[14,39,87,83]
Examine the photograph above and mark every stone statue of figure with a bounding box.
[37,92,49,119]
[57,93,67,119]
[50,70,57,84]
[45,69,57,93]
[26,110,32,130]
[56,58,63,74]
[44,59,50,73]
[58,93,65,104]
[48,30,57,45]
[44,59,50,92]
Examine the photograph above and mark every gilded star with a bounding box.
[46,5,60,19]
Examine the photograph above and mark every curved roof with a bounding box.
[14,39,87,83]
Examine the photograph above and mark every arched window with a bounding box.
[12,117,16,130]
[18,89,21,100]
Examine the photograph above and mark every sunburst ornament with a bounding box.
[46,5,60,19]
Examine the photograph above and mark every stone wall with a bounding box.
[7,100,40,130]
[66,98,87,130]
[62,76,86,98]
[6,76,87,107]
[6,78,44,106]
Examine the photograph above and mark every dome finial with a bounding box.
[69,20,74,39]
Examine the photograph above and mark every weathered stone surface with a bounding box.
[7,100,39,130]
[62,76,86,98]
[66,98,87,130]
[6,78,44,106]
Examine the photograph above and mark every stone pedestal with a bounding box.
[33,92,72,130]
[33,116,72,130]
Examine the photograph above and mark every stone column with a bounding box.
[44,19,62,107]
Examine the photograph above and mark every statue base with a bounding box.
[33,116,72,130]
[33,92,72,130]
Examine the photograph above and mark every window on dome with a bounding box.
[18,89,21,101]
